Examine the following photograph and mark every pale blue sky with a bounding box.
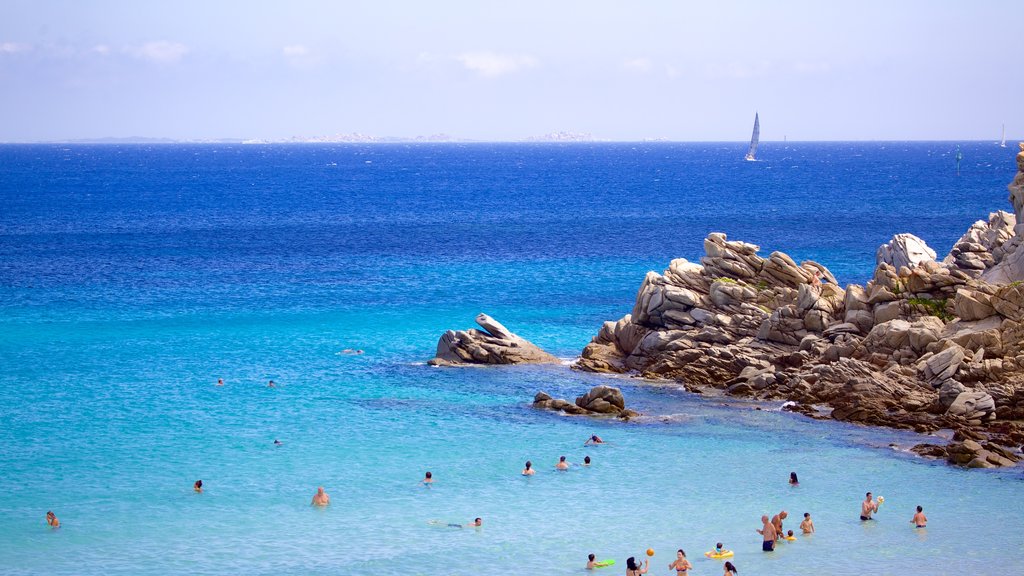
[1,0,1020,141]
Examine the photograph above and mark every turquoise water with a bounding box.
[1,143,1022,575]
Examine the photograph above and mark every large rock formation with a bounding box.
[429,313,559,366]
[982,143,1024,284]
[576,153,1024,468]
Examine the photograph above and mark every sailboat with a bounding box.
[1001,124,1007,148]
[744,112,760,161]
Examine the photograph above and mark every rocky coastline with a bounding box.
[431,146,1024,469]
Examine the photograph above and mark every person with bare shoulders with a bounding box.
[723,561,738,576]
[757,515,776,551]
[789,472,799,486]
[583,455,591,466]
[469,517,482,527]
[771,510,787,542]
[46,511,60,528]
[216,378,224,386]
[584,434,604,446]
[311,486,330,506]
[522,460,535,475]
[267,380,275,388]
[800,512,815,534]
[423,471,433,484]
[556,456,569,470]
[626,556,648,575]
[586,554,597,570]
[193,479,203,493]
[861,492,879,521]
[668,549,692,576]
[911,505,927,528]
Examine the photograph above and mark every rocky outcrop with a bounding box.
[981,143,1024,283]
[575,152,1024,468]
[429,313,559,366]
[533,385,639,418]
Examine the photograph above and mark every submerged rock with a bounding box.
[428,313,559,366]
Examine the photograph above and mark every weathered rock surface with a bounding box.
[533,385,639,418]
[429,313,559,366]
[575,152,1024,468]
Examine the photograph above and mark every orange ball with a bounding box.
[646,548,655,557]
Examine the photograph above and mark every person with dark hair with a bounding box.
[583,455,592,466]
[789,472,799,486]
[626,556,648,575]
[46,511,60,528]
[423,471,433,484]
[861,492,879,521]
[193,480,203,493]
[586,553,597,570]
[584,435,604,446]
[911,505,927,528]
[668,549,692,575]
[723,561,738,576]
[800,512,815,534]
[470,517,482,527]
[556,456,569,470]
[757,515,776,551]
[522,461,535,476]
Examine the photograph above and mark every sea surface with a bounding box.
[1,142,1021,575]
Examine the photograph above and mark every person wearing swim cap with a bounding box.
[860,492,879,521]
[911,505,927,528]
[756,515,776,551]
[311,486,330,506]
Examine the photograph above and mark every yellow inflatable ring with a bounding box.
[704,550,734,559]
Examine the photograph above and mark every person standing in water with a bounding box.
[771,511,788,542]
[757,515,776,551]
[911,506,927,528]
[583,456,591,466]
[311,486,330,506]
[625,556,648,575]
[723,561,738,576]
[522,461,535,476]
[789,472,799,486]
[861,492,879,521]
[800,512,815,534]
[193,480,203,493]
[556,456,569,470]
[668,549,692,576]
[423,471,433,484]
[46,511,60,528]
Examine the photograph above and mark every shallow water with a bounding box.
[1,142,1021,575]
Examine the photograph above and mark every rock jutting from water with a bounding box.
[576,147,1024,468]
[428,313,560,366]
[533,385,639,418]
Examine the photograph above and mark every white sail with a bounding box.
[1001,124,1007,148]
[744,112,760,161]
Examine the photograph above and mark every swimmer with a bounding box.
[771,510,788,541]
[583,455,592,466]
[46,511,60,528]
[267,380,275,388]
[800,512,815,534]
[423,471,433,484]
[668,549,692,575]
[556,456,569,470]
[193,479,203,493]
[216,378,224,386]
[911,505,927,528]
[586,553,597,570]
[789,472,799,486]
[522,460,535,476]
[470,517,482,527]
[723,561,738,576]
[274,439,283,446]
[584,434,605,446]
[860,492,879,521]
[757,515,776,551]
[626,556,648,575]
[311,486,330,506]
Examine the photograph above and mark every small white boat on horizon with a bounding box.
[1000,124,1007,148]
[744,112,760,161]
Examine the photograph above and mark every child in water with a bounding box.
[800,512,815,534]
[786,529,796,540]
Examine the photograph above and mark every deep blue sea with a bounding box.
[1,142,1021,575]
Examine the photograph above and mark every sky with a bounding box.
[0,0,1021,142]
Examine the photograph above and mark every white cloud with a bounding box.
[129,41,188,64]
[93,44,111,56]
[0,42,31,54]
[283,45,308,57]
[664,64,680,78]
[623,57,653,72]
[455,52,537,78]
